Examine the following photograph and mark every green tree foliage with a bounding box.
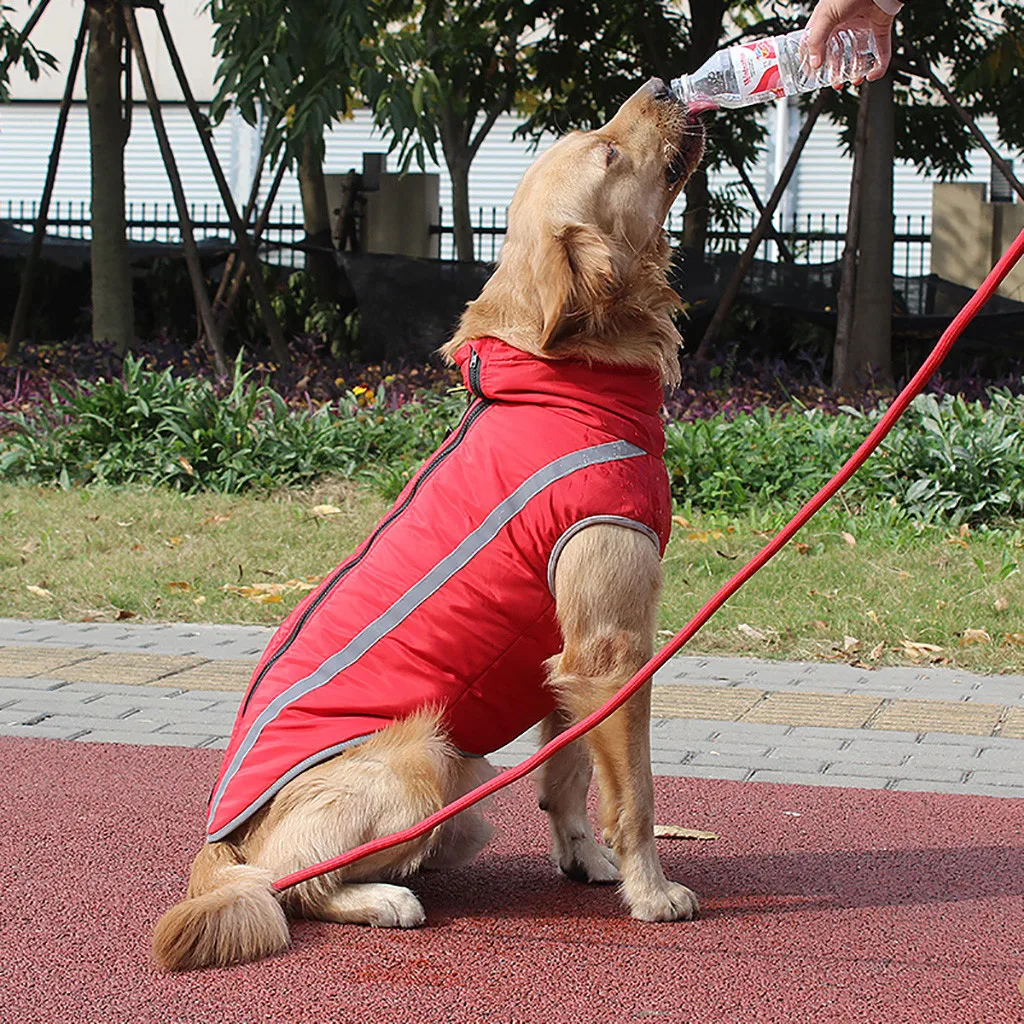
[207,0,373,164]
[790,0,1024,388]
[364,2,774,261]
[518,1,772,252]
[363,0,533,261]
[804,1,1024,173]
[0,2,57,103]
[206,0,376,315]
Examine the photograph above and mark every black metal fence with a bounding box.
[434,206,932,277]
[1,198,308,266]
[3,197,932,289]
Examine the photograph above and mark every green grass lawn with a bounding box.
[1,481,1022,674]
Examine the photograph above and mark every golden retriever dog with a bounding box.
[152,78,705,971]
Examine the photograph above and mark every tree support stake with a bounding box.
[152,2,289,366]
[120,0,229,375]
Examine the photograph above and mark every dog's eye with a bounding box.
[605,144,618,167]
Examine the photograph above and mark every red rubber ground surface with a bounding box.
[2,735,1023,1024]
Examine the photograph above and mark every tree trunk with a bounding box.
[85,1,133,351]
[832,85,871,388]
[845,73,895,389]
[680,1,727,258]
[681,170,710,254]
[448,156,475,262]
[297,133,355,315]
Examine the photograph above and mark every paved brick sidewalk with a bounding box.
[2,618,1024,797]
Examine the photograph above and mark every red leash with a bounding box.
[272,224,1024,894]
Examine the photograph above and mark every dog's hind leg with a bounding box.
[549,523,699,922]
[300,883,426,928]
[536,708,620,883]
[241,711,455,928]
[422,755,497,871]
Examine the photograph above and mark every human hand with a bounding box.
[804,0,899,83]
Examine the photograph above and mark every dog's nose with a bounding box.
[648,77,673,102]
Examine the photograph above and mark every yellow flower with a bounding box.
[352,385,369,395]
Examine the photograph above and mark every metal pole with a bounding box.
[118,0,229,375]
[0,0,52,84]
[7,2,86,359]
[696,91,828,362]
[151,1,289,365]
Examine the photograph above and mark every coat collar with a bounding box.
[452,336,666,457]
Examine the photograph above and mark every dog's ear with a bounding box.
[536,223,615,350]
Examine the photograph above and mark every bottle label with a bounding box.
[731,40,785,100]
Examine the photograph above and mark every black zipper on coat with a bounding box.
[239,388,492,715]
[468,346,485,398]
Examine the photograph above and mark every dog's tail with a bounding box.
[151,840,289,971]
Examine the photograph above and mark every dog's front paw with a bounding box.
[629,881,699,922]
[554,836,621,884]
[365,884,427,929]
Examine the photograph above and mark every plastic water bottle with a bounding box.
[671,28,879,109]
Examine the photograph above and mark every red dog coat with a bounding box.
[206,336,671,841]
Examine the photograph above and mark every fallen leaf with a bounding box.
[808,620,829,630]
[130,544,145,553]
[737,623,767,642]
[843,635,859,652]
[178,456,195,477]
[116,520,134,527]
[283,578,320,593]
[115,609,137,620]
[310,504,343,518]
[26,584,53,599]
[959,523,971,538]
[794,542,811,556]
[961,628,991,646]
[994,596,1009,612]
[221,577,322,604]
[902,640,944,660]
[671,515,692,529]
[202,514,231,526]
[686,530,725,543]
[79,612,105,623]
[841,531,856,547]
[868,641,885,660]
[193,595,207,606]
[654,825,718,840]
[164,536,183,548]
[1003,633,1024,646]
[867,610,880,624]
[944,534,968,548]
[167,581,192,592]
